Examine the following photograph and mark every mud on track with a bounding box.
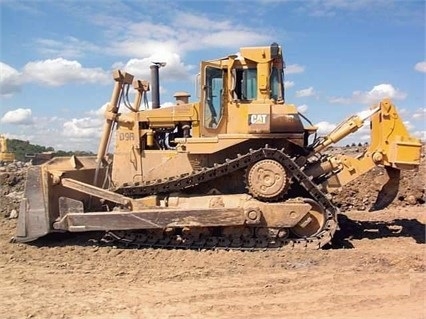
[0,207,424,319]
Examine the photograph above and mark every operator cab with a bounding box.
[200,43,299,137]
[203,65,285,129]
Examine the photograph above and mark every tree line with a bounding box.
[6,139,94,162]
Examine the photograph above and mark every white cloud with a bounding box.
[62,117,103,138]
[1,59,112,97]
[366,84,407,101]
[110,12,272,59]
[284,81,294,89]
[329,83,407,105]
[58,103,124,151]
[2,109,107,151]
[295,86,315,98]
[0,108,33,125]
[117,52,194,82]
[328,97,348,104]
[62,102,118,144]
[412,108,426,120]
[161,101,175,108]
[2,10,280,97]
[86,103,109,117]
[397,108,408,116]
[111,39,181,60]
[314,121,337,135]
[414,61,426,73]
[103,12,273,89]
[299,0,390,17]
[201,30,269,48]
[413,130,426,141]
[35,36,100,58]
[0,62,22,96]
[350,122,372,143]
[297,104,308,113]
[3,132,35,142]
[173,12,233,32]
[286,64,305,74]
[402,120,415,132]
[315,119,372,146]
[23,58,110,86]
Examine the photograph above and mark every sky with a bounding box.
[0,0,425,152]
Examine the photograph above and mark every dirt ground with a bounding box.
[0,147,425,319]
[0,208,425,319]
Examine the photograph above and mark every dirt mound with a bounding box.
[330,146,425,211]
[0,163,27,218]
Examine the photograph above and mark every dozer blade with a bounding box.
[14,155,105,242]
[370,166,401,211]
[15,166,50,242]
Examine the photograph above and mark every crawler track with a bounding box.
[111,147,339,250]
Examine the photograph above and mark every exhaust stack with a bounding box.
[150,62,166,109]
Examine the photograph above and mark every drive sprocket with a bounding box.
[246,159,290,201]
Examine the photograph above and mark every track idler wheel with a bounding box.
[291,198,326,238]
[246,159,290,201]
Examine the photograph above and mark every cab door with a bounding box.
[200,62,227,136]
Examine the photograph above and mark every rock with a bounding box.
[9,209,18,219]
[407,195,417,205]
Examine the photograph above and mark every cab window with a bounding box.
[234,68,257,100]
[204,66,223,129]
[270,66,284,101]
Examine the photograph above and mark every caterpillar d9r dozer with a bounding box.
[15,43,422,250]
[0,135,15,162]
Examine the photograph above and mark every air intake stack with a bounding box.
[150,62,166,109]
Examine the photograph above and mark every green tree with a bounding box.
[6,138,94,162]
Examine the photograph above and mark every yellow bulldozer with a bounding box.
[15,43,421,249]
[0,135,15,162]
